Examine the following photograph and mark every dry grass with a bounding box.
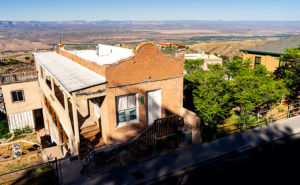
[0,155,44,185]
[220,115,241,135]
[10,133,39,143]
[0,133,41,173]
[0,142,34,156]
[0,133,43,184]
[0,155,42,174]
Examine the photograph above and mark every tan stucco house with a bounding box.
[241,34,300,72]
[0,64,43,133]
[34,42,199,155]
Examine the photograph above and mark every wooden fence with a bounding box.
[201,101,300,142]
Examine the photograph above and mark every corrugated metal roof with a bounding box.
[241,34,300,56]
[34,52,107,93]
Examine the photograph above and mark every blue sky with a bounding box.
[0,0,299,21]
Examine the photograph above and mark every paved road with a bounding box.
[152,134,300,185]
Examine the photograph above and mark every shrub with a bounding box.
[13,128,23,136]
[3,133,12,139]
[0,119,9,138]
[278,107,285,112]
[13,126,32,136]
[23,125,31,134]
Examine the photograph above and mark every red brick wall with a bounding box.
[102,76,184,143]
[56,42,184,85]
[105,42,184,87]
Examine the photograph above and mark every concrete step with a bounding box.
[80,134,102,145]
[80,124,99,134]
[80,129,100,138]
[86,133,101,141]
[80,117,97,129]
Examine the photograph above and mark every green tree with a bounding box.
[225,57,251,77]
[25,56,30,60]
[192,64,234,126]
[274,47,300,98]
[220,55,230,66]
[229,59,288,119]
[184,59,204,74]
[183,59,204,111]
[184,57,288,127]
[183,55,288,134]
[0,119,9,138]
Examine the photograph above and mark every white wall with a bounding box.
[8,110,35,133]
[44,106,60,145]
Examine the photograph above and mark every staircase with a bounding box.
[79,124,105,153]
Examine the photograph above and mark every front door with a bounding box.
[147,89,161,125]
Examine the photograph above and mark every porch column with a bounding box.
[71,93,80,154]
[50,77,55,95]
[64,92,69,113]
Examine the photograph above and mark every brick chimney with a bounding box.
[54,43,64,53]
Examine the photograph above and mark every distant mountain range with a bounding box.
[1,20,300,30]
[1,20,299,56]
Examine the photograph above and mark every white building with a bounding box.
[184,52,223,70]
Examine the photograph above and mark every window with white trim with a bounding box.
[116,94,138,126]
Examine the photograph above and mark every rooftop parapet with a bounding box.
[0,71,37,85]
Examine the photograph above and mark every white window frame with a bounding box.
[116,94,139,127]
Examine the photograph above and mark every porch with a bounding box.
[39,72,106,155]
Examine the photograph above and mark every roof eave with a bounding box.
[69,81,107,94]
[240,49,282,57]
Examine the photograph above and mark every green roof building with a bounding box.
[241,34,300,72]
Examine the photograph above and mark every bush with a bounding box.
[23,125,31,134]
[278,107,285,112]
[13,126,32,136]
[25,56,30,60]
[0,119,9,138]
[13,128,23,136]
[3,133,12,139]
[0,59,21,66]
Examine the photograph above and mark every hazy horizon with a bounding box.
[1,20,300,22]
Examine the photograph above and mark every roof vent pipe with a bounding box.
[96,45,99,56]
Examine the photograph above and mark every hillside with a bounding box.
[0,39,50,52]
[188,40,276,57]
